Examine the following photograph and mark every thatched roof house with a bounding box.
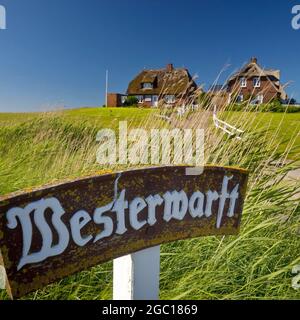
[126,64,198,107]
[227,57,288,104]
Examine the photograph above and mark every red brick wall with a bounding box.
[140,101,152,107]
[228,77,280,103]
[107,93,124,107]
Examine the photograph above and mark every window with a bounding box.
[165,95,176,103]
[144,95,152,102]
[152,95,159,107]
[253,77,261,88]
[121,96,127,104]
[250,94,264,105]
[142,82,153,89]
[256,94,263,104]
[136,95,143,103]
[240,77,247,88]
[237,94,244,103]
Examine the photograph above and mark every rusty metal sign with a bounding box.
[0,166,248,298]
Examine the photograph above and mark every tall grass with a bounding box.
[0,100,299,299]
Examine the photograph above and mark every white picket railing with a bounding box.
[213,106,244,140]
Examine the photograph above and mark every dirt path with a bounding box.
[286,168,300,180]
[169,110,213,130]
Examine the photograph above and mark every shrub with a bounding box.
[286,98,297,105]
[226,102,300,113]
[123,96,139,107]
[285,105,300,113]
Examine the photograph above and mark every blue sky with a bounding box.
[0,0,299,112]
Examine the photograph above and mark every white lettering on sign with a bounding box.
[6,176,240,270]
[6,198,70,271]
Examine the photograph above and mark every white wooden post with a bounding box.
[112,164,204,300]
[0,250,12,299]
[113,246,160,300]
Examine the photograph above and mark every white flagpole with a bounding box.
[105,70,108,107]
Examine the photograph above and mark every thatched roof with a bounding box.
[126,64,198,96]
[228,57,280,82]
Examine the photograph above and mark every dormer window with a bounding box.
[142,82,153,89]
[253,77,261,88]
[240,77,247,88]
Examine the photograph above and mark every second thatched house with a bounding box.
[226,57,288,104]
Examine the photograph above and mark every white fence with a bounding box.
[213,106,244,140]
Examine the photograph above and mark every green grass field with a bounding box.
[2,107,298,155]
[0,107,299,300]
[220,111,300,159]
[0,107,157,127]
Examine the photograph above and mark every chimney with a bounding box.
[250,57,258,64]
[166,63,174,72]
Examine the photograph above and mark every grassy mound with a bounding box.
[0,107,299,300]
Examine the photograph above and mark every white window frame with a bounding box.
[165,95,176,104]
[253,77,261,88]
[152,95,159,107]
[237,94,244,103]
[144,95,152,102]
[142,82,153,89]
[256,94,264,104]
[121,96,127,104]
[240,77,247,88]
[136,95,143,103]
